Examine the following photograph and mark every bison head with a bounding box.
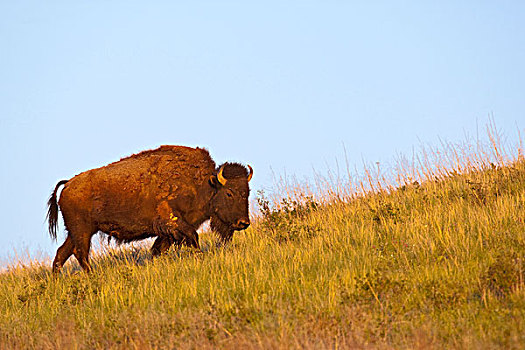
[209,163,253,242]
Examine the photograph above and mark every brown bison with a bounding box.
[47,145,253,272]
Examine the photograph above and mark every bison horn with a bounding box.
[217,165,227,186]
[247,165,253,182]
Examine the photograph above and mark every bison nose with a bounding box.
[236,219,250,230]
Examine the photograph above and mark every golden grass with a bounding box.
[1,128,524,349]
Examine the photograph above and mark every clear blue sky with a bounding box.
[1,1,524,261]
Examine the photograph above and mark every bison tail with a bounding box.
[46,180,68,241]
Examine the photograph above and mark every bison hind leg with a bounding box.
[52,235,74,273]
[65,221,97,272]
[73,237,94,271]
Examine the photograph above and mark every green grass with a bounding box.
[1,136,524,349]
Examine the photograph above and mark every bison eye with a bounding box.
[226,191,233,198]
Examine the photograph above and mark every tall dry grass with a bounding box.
[0,126,524,349]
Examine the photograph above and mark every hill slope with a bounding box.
[1,152,524,349]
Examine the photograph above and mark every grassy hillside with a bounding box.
[1,140,524,349]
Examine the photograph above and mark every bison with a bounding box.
[47,145,253,272]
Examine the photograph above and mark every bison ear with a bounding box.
[209,175,220,188]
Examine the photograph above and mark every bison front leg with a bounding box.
[154,201,200,251]
[151,235,175,256]
[172,217,200,250]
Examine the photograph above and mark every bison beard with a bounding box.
[47,145,252,273]
[210,216,234,245]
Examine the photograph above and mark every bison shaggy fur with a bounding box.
[47,145,253,272]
